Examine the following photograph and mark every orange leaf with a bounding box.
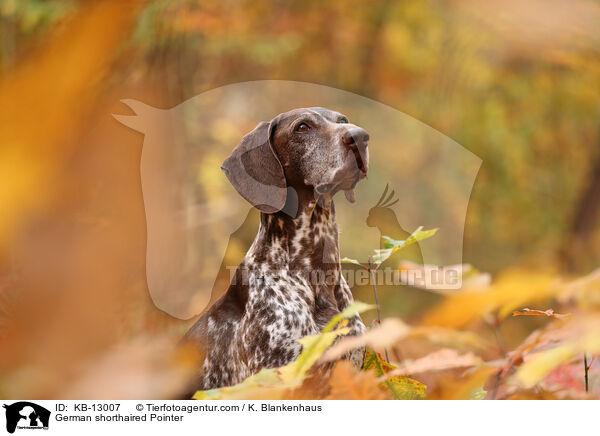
[326,361,389,400]
[512,308,570,319]
[0,1,143,248]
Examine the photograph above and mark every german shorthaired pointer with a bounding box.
[184,107,369,390]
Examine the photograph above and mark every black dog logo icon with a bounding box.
[3,402,50,434]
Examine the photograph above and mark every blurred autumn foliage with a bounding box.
[0,0,598,399]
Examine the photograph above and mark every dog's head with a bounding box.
[222,107,369,213]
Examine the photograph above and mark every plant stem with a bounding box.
[491,369,502,400]
[490,315,506,357]
[584,353,589,393]
[368,259,390,363]
[370,269,383,324]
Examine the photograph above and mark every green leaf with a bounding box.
[469,387,487,400]
[382,227,439,250]
[193,327,350,400]
[193,368,281,400]
[341,257,367,268]
[343,228,438,269]
[322,301,375,333]
[279,327,349,382]
[372,227,438,267]
[371,248,393,264]
[372,226,438,266]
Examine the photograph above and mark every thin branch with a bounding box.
[490,315,506,400]
[491,369,502,400]
[368,257,390,363]
[368,258,383,323]
[490,315,507,357]
[584,353,589,393]
[586,355,595,371]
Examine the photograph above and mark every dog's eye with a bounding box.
[338,117,349,124]
[296,122,310,132]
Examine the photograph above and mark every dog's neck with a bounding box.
[247,198,341,275]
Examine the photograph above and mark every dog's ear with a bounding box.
[221,120,287,213]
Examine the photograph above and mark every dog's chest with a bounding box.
[248,269,318,333]
[237,211,340,368]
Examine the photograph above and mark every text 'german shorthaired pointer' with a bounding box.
[184,107,370,390]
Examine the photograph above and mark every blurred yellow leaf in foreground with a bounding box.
[0,0,142,248]
[422,269,559,327]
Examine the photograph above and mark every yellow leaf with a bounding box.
[363,349,426,400]
[0,1,142,248]
[322,301,375,333]
[511,315,600,388]
[513,344,575,388]
[279,326,350,383]
[422,269,558,327]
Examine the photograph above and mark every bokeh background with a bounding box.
[0,0,598,399]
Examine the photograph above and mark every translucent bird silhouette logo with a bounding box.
[367,184,423,265]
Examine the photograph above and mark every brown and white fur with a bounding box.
[183,107,369,391]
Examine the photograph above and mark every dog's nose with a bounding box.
[343,127,370,149]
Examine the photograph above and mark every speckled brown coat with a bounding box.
[184,107,369,390]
